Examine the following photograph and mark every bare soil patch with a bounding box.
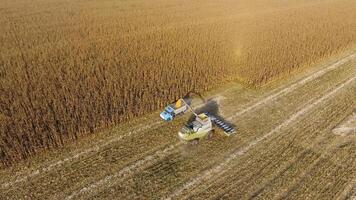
[333,112,356,136]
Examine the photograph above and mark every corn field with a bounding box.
[0,0,355,166]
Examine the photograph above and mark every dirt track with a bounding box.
[0,53,355,199]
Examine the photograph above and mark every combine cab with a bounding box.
[178,113,235,144]
[178,113,213,144]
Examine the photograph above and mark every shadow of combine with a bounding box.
[187,99,236,130]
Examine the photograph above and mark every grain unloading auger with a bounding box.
[159,91,205,121]
[160,92,235,144]
[159,98,191,121]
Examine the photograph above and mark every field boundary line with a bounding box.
[165,76,356,200]
[2,53,355,190]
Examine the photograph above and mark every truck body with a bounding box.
[160,99,189,121]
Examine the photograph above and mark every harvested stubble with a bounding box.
[0,0,355,166]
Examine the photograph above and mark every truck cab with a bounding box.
[160,99,189,121]
[160,106,175,121]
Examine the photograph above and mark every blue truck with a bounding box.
[160,99,190,121]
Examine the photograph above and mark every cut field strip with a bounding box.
[166,76,356,200]
[193,88,354,199]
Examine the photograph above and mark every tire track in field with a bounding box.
[278,156,352,200]
[271,112,355,199]
[284,149,355,200]
[278,117,356,200]
[227,53,356,121]
[210,94,350,199]
[65,143,181,200]
[166,76,356,200]
[221,152,319,200]
[198,110,335,200]
[337,180,356,200]
[0,120,164,189]
[64,54,356,199]
[204,142,309,199]
[192,98,347,199]
[333,112,356,136]
[248,102,352,199]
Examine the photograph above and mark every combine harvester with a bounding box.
[160,93,235,144]
[178,112,236,145]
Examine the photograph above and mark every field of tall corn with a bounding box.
[0,0,355,166]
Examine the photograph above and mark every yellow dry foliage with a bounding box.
[0,0,355,165]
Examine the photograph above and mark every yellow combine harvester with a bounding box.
[178,113,213,145]
[160,92,236,144]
